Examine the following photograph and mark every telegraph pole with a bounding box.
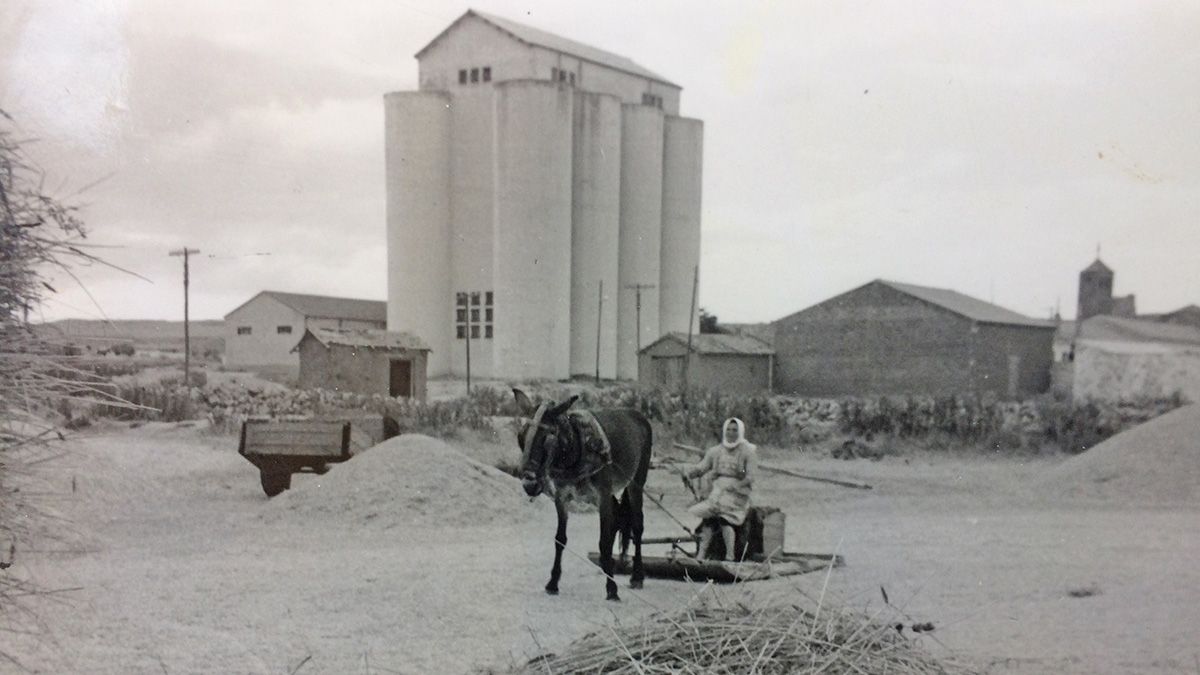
[169,247,200,386]
[624,283,656,354]
[682,266,699,396]
[595,280,604,384]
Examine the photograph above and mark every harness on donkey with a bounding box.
[524,403,613,496]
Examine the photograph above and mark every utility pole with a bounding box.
[595,279,603,384]
[464,299,472,395]
[624,283,656,354]
[169,247,200,386]
[682,266,699,397]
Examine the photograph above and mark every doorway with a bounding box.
[389,359,413,398]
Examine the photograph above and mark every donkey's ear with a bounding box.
[549,395,580,417]
[512,388,536,414]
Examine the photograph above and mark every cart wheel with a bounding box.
[261,471,291,497]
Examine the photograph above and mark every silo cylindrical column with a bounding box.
[570,92,622,379]
[492,80,575,381]
[384,91,452,376]
[617,104,665,380]
[659,116,704,336]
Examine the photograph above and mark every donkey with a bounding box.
[513,388,652,601]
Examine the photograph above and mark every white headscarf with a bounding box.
[721,418,745,449]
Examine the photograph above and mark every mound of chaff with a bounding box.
[517,593,975,675]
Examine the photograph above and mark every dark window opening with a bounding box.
[568,72,576,86]
[459,69,467,84]
[558,70,567,82]
[237,326,251,335]
[485,291,493,305]
[471,325,480,339]
[456,292,468,306]
[470,68,479,83]
[470,292,480,306]
[482,66,491,82]
[456,309,467,322]
[456,325,466,339]
[276,325,292,334]
[485,308,493,322]
[485,325,493,339]
[471,309,480,322]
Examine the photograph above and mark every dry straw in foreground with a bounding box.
[516,591,976,675]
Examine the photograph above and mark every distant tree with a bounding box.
[699,308,724,334]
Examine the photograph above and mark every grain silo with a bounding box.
[385,10,704,381]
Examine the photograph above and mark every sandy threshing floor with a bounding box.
[7,407,1200,674]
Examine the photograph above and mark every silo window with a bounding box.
[485,308,493,322]
[276,325,292,334]
[459,69,467,84]
[485,325,494,339]
[471,309,480,322]
[470,292,481,306]
[456,325,466,339]
[456,309,467,322]
[482,67,491,82]
[559,70,567,83]
[470,68,479,83]
[485,291,493,305]
[471,325,480,339]
[569,72,576,86]
[237,326,252,335]
[456,292,468,306]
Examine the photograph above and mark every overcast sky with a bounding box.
[2,0,1197,324]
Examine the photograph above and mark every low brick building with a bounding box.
[295,328,430,401]
[771,280,1056,397]
[638,332,774,394]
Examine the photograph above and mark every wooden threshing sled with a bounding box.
[589,505,843,583]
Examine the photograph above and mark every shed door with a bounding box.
[389,359,413,398]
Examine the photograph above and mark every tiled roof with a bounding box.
[1078,315,1200,346]
[879,280,1056,328]
[642,332,774,355]
[227,291,386,323]
[419,9,679,87]
[304,328,429,351]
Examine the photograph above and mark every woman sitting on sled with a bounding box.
[673,417,758,561]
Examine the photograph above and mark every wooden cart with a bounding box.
[238,417,381,496]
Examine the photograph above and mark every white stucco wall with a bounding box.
[224,295,306,367]
[659,115,704,337]
[417,16,536,92]
[384,91,453,376]
[569,91,622,378]
[492,80,574,380]
[616,104,664,380]
[1074,341,1200,403]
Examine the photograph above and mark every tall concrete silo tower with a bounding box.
[385,10,703,381]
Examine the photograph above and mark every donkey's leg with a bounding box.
[598,495,620,601]
[546,498,568,595]
[627,487,646,589]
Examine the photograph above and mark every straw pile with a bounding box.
[518,596,974,674]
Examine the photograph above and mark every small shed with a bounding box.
[294,328,430,401]
[638,333,775,394]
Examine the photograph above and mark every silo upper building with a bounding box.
[385,10,703,380]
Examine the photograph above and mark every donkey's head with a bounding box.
[513,388,579,497]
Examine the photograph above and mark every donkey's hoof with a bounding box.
[629,578,644,589]
[545,584,559,595]
[606,593,621,602]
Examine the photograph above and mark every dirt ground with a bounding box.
[7,421,1200,674]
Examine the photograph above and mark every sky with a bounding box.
[1,0,1197,324]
